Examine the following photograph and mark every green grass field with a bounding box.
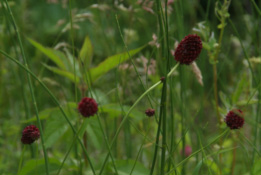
[0,0,261,174]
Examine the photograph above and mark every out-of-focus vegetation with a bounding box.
[0,0,261,175]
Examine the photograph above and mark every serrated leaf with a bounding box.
[43,64,80,83]
[90,45,146,81]
[79,36,93,68]
[28,38,66,70]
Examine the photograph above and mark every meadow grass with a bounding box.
[0,0,261,175]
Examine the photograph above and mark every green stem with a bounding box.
[150,106,163,175]
[18,146,26,173]
[160,82,167,175]
[3,1,49,174]
[68,0,77,103]
[99,63,180,175]
[166,129,229,175]
[115,14,154,108]
[250,0,261,16]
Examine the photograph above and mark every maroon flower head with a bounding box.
[225,109,244,130]
[21,125,40,144]
[145,108,155,117]
[174,34,202,65]
[160,76,166,82]
[78,97,98,117]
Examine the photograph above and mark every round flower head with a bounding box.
[174,34,202,65]
[145,108,155,117]
[225,109,244,129]
[180,145,192,157]
[21,125,40,144]
[78,97,98,117]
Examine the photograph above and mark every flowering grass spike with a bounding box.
[78,97,98,117]
[21,125,40,144]
[225,109,244,129]
[174,34,202,65]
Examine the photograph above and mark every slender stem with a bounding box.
[166,129,229,175]
[0,50,96,175]
[130,125,151,175]
[250,0,261,16]
[96,115,119,175]
[18,146,26,173]
[3,1,49,174]
[231,141,237,175]
[68,0,77,103]
[213,6,226,175]
[98,63,180,175]
[150,109,163,175]
[115,15,154,108]
[160,82,167,175]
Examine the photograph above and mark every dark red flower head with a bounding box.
[174,34,202,65]
[225,109,244,130]
[78,97,98,117]
[145,108,155,117]
[21,125,40,144]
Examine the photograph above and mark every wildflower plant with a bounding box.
[0,0,260,175]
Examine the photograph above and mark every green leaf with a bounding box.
[21,108,56,123]
[219,91,231,108]
[90,45,146,81]
[43,64,80,83]
[100,103,145,121]
[232,74,247,104]
[28,38,66,70]
[43,102,78,148]
[193,160,203,175]
[253,159,261,174]
[106,159,149,175]
[18,158,61,175]
[79,36,93,68]
[236,99,259,106]
[86,118,103,149]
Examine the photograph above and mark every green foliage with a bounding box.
[18,158,61,175]
[1,0,261,174]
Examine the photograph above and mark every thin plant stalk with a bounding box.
[98,63,180,175]
[213,2,230,173]
[68,0,81,171]
[115,14,155,107]
[150,107,163,175]
[166,129,230,175]
[18,146,26,173]
[82,64,119,174]
[130,125,151,175]
[3,0,49,174]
